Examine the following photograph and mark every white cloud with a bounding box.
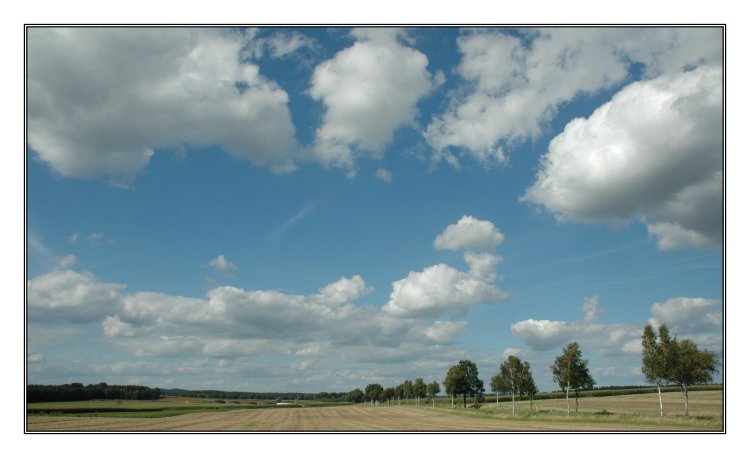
[208,254,238,277]
[375,168,393,183]
[87,232,105,245]
[27,270,124,323]
[309,28,435,174]
[582,295,603,322]
[27,28,297,180]
[385,216,507,318]
[312,275,373,306]
[422,321,468,345]
[463,252,502,281]
[434,215,505,253]
[383,263,507,318]
[648,297,722,334]
[425,28,722,168]
[121,291,217,328]
[54,254,78,269]
[511,319,576,350]
[102,315,136,337]
[248,30,316,59]
[522,66,722,250]
[28,216,509,381]
[511,296,638,355]
[27,353,45,364]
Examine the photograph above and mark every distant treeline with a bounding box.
[160,388,347,402]
[27,383,161,403]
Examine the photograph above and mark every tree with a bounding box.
[519,362,538,410]
[497,355,526,414]
[413,378,427,406]
[394,383,404,405]
[550,342,595,416]
[427,381,440,407]
[364,383,384,405]
[670,338,717,416]
[346,388,364,404]
[444,360,484,408]
[402,379,413,405]
[641,323,676,417]
[382,387,395,405]
[490,373,505,409]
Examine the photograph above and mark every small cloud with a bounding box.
[27,353,45,364]
[582,295,603,321]
[68,233,80,244]
[55,254,78,269]
[208,255,237,277]
[375,168,393,183]
[87,233,104,245]
[434,215,505,253]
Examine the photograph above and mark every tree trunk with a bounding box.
[657,384,663,417]
[463,393,467,408]
[683,384,689,416]
[565,386,570,416]
[574,390,579,412]
[511,391,515,414]
[496,391,499,409]
[451,394,454,409]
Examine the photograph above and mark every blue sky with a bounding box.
[25,26,724,393]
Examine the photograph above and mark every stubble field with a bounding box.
[27,390,722,432]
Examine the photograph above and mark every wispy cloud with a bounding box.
[268,201,317,240]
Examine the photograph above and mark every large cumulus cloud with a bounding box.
[522,66,722,250]
[27,28,298,180]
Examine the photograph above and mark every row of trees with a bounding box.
[343,378,442,406]
[160,388,346,401]
[386,323,717,418]
[27,383,161,402]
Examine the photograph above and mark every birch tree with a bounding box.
[641,323,675,417]
[427,381,440,407]
[671,338,717,416]
[413,378,426,406]
[551,342,595,416]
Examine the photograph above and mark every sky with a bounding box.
[25,26,725,394]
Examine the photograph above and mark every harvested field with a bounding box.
[26,402,721,432]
